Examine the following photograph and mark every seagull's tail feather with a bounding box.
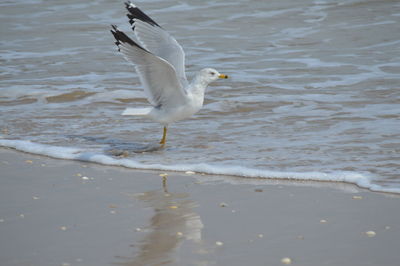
[122,107,152,116]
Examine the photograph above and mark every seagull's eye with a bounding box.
[210,72,215,76]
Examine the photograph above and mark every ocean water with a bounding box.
[1,0,399,193]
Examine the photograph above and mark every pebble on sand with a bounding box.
[60,226,67,231]
[365,231,376,237]
[185,171,196,175]
[352,195,363,200]
[281,257,292,265]
[219,202,228,207]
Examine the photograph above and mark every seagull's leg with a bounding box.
[159,126,167,145]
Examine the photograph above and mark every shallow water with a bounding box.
[1,0,399,193]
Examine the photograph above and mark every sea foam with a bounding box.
[1,139,399,194]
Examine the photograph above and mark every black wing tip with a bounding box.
[110,25,147,52]
[127,14,135,25]
[124,1,133,8]
[124,2,160,27]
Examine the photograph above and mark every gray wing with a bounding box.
[125,2,188,88]
[111,25,187,108]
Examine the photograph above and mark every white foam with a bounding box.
[1,139,399,194]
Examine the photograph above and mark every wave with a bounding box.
[1,139,399,194]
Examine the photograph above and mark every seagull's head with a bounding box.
[199,68,228,84]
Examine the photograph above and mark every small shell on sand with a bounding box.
[60,226,67,231]
[365,231,376,237]
[185,171,196,175]
[352,195,363,200]
[281,257,292,264]
[176,232,183,237]
[25,160,33,164]
[320,219,328,223]
[258,234,264,238]
[135,228,142,232]
[215,241,224,246]
[219,202,228,207]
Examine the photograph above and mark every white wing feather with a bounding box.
[133,20,188,88]
[124,2,188,88]
[113,27,188,108]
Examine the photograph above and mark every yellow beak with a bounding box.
[218,74,228,79]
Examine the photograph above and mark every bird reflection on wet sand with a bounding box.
[115,177,204,266]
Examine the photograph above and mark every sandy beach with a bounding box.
[1,0,400,265]
[0,148,399,266]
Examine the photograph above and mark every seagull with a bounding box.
[111,2,228,146]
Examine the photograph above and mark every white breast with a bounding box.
[148,92,204,125]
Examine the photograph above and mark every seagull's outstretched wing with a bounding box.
[125,2,188,88]
[111,25,187,108]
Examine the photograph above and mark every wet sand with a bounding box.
[0,148,399,266]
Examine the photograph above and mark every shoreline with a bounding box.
[1,147,400,266]
[1,139,397,195]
